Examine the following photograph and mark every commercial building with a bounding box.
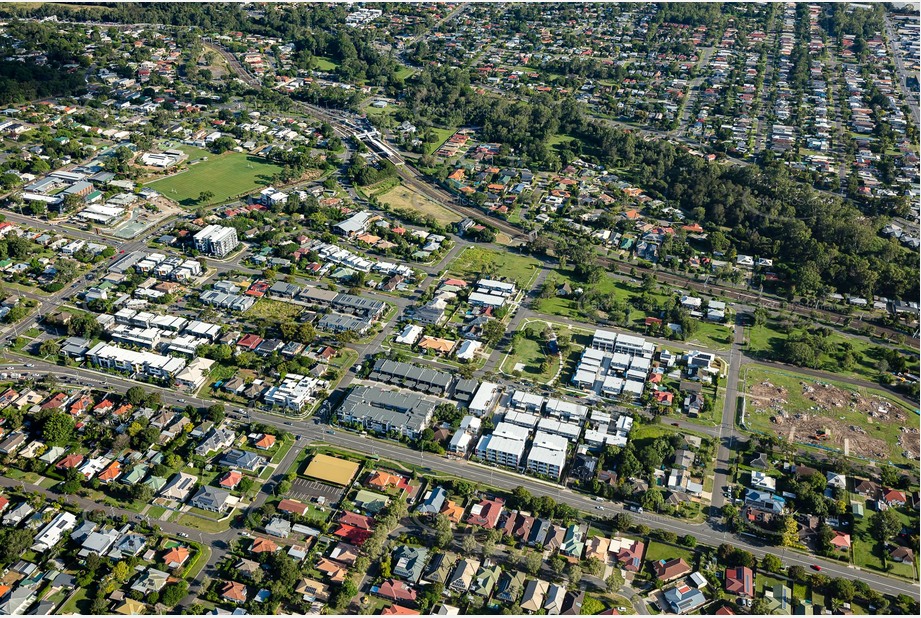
[193,225,239,257]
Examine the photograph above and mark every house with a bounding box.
[221,581,248,604]
[826,472,847,490]
[295,578,330,603]
[421,552,456,586]
[652,557,692,582]
[544,583,566,614]
[189,486,233,513]
[381,604,419,616]
[495,571,526,604]
[830,531,851,551]
[725,566,754,597]
[610,537,645,572]
[278,499,310,517]
[160,472,198,502]
[265,518,292,539]
[219,449,266,472]
[338,511,375,531]
[253,434,276,450]
[466,497,504,528]
[663,582,707,614]
[250,538,279,554]
[520,579,549,613]
[131,568,169,594]
[219,470,244,490]
[448,558,480,592]
[884,488,907,506]
[417,487,447,515]
[471,564,501,597]
[890,546,914,564]
[375,579,417,604]
[163,546,191,569]
[854,479,880,499]
[393,545,429,582]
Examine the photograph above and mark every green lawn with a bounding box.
[58,589,89,615]
[448,246,542,290]
[176,511,231,533]
[147,152,284,206]
[742,365,917,465]
[249,298,304,321]
[146,505,168,520]
[500,321,561,384]
[851,506,918,579]
[313,56,339,71]
[427,127,458,155]
[744,320,919,383]
[644,540,695,567]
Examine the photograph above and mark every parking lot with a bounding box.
[289,477,345,506]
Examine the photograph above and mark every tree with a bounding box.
[761,553,782,574]
[461,531,478,555]
[433,514,453,549]
[780,514,800,547]
[0,528,34,564]
[522,550,542,575]
[111,561,131,582]
[548,555,566,577]
[125,386,148,406]
[610,513,632,532]
[42,412,75,445]
[567,564,582,586]
[750,598,771,614]
[868,508,901,544]
[197,190,214,204]
[829,578,855,603]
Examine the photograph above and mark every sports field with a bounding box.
[147,152,283,207]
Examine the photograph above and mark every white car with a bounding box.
[178,532,189,538]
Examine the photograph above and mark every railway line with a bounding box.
[210,43,919,347]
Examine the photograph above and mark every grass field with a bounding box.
[500,321,561,384]
[744,319,919,383]
[644,540,695,567]
[427,127,457,155]
[851,506,918,579]
[378,183,462,226]
[313,56,339,71]
[147,152,283,206]
[249,298,304,321]
[742,365,917,465]
[449,246,542,289]
[176,512,231,533]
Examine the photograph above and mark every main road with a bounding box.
[4,355,918,600]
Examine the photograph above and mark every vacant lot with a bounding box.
[378,184,461,226]
[147,152,283,206]
[249,298,303,321]
[449,246,541,289]
[743,366,918,465]
[501,321,561,384]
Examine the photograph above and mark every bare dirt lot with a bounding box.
[745,367,919,464]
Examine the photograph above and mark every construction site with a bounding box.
[744,366,920,465]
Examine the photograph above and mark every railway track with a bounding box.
[211,44,919,346]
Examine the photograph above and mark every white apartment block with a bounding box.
[526,432,568,479]
[475,422,530,468]
[193,225,239,257]
[263,374,323,411]
[86,342,186,379]
[32,511,78,552]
